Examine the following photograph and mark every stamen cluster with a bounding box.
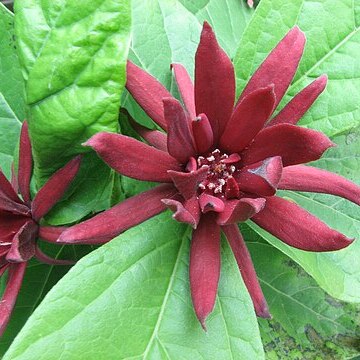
[197,149,239,196]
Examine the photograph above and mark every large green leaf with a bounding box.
[0,3,26,121]
[0,3,24,175]
[0,243,93,356]
[0,93,21,177]
[234,0,360,302]
[14,0,131,183]
[234,0,360,138]
[241,226,360,359]
[4,213,264,360]
[124,0,252,128]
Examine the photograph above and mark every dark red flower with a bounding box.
[0,122,81,335]
[59,23,360,328]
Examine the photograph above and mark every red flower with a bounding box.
[0,122,81,335]
[59,23,360,328]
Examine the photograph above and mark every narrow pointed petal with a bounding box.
[252,196,353,251]
[222,225,270,318]
[38,226,67,243]
[279,165,360,205]
[236,157,283,196]
[126,61,172,130]
[0,262,26,336]
[58,184,177,244]
[0,171,30,216]
[6,220,38,262]
[35,245,75,265]
[199,193,225,213]
[217,198,265,225]
[225,176,240,199]
[220,86,276,153]
[11,164,18,194]
[168,166,208,199]
[192,114,214,154]
[195,22,235,141]
[172,63,196,118]
[0,170,23,204]
[31,156,82,221]
[164,98,196,163]
[237,27,306,110]
[85,133,181,183]
[18,122,33,204]
[241,124,334,167]
[268,75,327,126]
[190,213,221,328]
[129,118,167,152]
[162,197,199,229]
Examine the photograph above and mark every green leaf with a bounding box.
[4,213,264,360]
[0,4,26,121]
[0,3,24,176]
[242,227,360,359]
[234,0,360,138]
[14,0,131,183]
[0,93,21,177]
[124,0,252,128]
[0,243,93,356]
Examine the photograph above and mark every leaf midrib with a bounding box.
[142,226,189,359]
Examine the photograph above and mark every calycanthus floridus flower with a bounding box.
[59,23,360,328]
[0,122,81,335]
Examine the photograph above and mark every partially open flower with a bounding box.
[0,122,81,336]
[59,23,360,328]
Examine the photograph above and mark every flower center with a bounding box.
[196,149,240,197]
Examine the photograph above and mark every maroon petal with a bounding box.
[126,61,172,130]
[164,98,196,163]
[236,157,283,196]
[162,197,200,229]
[252,196,353,252]
[0,262,26,336]
[217,198,265,225]
[279,165,360,205]
[190,213,221,329]
[195,22,235,142]
[11,164,18,193]
[172,63,196,118]
[241,124,334,167]
[18,122,33,204]
[192,114,214,154]
[58,184,177,244]
[85,132,181,183]
[35,245,75,265]
[129,118,168,152]
[31,156,82,221]
[224,176,240,199]
[38,226,67,243]
[222,225,270,318]
[0,211,29,244]
[219,86,276,153]
[268,75,327,127]
[0,171,30,216]
[237,27,306,111]
[168,166,208,199]
[6,220,38,262]
[199,193,225,213]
